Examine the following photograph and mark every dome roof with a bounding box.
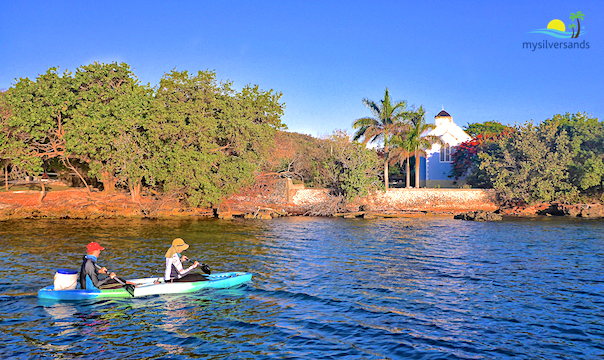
[436,110,451,118]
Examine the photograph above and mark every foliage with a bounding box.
[388,133,414,188]
[68,62,152,199]
[406,106,442,188]
[450,130,513,182]
[0,68,91,195]
[320,130,383,201]
[0,63,285,207]
[474,120,579,205]
[550,112,604,196]
[463,113,604,204]
[463,120,512,138]
[266,131,330,187]
[352,88,409,189]
[150,70,284,207]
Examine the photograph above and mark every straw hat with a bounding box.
[165,238,190,258]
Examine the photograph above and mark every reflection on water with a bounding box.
[1,217,603,359]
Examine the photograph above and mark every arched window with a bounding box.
[440,144,452,162]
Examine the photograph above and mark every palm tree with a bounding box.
[408,106,443,188]
[570,11,585,38]
[352,88,408,189]
[569,24,576,38]
[388,133,414,188]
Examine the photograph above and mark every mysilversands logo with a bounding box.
[523,11,590,51]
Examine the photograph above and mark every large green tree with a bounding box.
[1,68,92,200]
[150,70,284,207]
[68,62,152,200]
[352,88,408,189]
[552,112,604,196]
[476,120,578,205]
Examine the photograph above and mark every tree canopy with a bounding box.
[455,113,604,204]
[0,63,286,206]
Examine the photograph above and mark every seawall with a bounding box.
[293,188,499,213]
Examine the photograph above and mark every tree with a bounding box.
[0,90,12,191]
[407,106,442,188]
[68,62,152,200]
[464,120,511,138]
[569,23,577,38]
[150,70,284,207]
[388,133,414,188]
[476,121,578,205]
[352,88,408,190]
[551,112,604,197]
[570,11,585,38]
[321,130,382,201]
[2,68,92,201]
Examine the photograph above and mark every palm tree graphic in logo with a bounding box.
[530,11,586,38]
[569,11,585,38]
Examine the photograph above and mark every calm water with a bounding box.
[0,217,603,359]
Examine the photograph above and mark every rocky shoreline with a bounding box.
[0,189,602,221]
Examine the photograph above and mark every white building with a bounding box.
[420,110,472,188]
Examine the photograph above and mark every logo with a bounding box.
[523,11,589,51]
[529,11,585,38]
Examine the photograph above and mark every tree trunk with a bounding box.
[100,170,118,193]
[384,144,389,190]
[129,181,141,202]
[4,163,8,191]
[62,157,91,195]
[38,180,46,204]
[415,151,420,188]
[405,157,411,188]
[576,19,581,38]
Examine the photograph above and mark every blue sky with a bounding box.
[1,1,602,138]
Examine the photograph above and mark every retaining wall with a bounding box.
[292,188,499,212]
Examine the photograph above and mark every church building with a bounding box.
[419,110,472,188]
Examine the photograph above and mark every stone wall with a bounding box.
[292,188,499,212]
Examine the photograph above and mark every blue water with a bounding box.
[528,28,587,38]
[1,217,603,359]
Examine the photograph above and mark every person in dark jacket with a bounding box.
[79,242,117,290]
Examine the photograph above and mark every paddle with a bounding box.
[93,263,135,296]
[184,258,211,275]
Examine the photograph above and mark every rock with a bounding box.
[580,204,604,218]
[217,212,233,219]
[359,204,371,212]
[557,204,581,217]
[362,212,376,219]
[454,210,502,221]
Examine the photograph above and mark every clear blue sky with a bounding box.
[2,1,603,137]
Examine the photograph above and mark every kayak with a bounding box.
[38,272,253,301]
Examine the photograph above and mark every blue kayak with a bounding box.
[38,272,253,301]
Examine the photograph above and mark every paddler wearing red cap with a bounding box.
[79,242,118,290]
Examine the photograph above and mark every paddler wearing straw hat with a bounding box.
[164,238,199,282]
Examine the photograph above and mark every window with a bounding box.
[440,144,452,162]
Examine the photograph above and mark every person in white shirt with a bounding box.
[164,238,199,282]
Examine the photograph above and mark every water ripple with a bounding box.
[0,217,603,359]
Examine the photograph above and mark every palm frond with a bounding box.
[352,117,379,129]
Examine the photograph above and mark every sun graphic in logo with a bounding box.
[547,19,566,32]
[530,11,585,38]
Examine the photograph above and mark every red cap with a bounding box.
[87,242,105,252]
